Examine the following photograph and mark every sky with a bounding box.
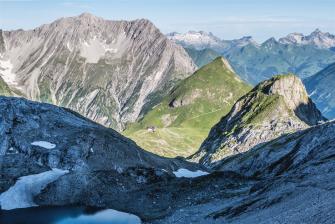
[0,0,335,42]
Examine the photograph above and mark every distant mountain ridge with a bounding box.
[168,30,335,85]
[168,29,335,51]
[167,31,257,53]
[0,13,196,130]
[279,29,335,48]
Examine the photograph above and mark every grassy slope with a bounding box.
[0,77,13,96]
[124,57,251,157]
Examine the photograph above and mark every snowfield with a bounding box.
[173,168,209,178]
[0,59,19,86]
[0,169,69,210]
[31,141,56,149]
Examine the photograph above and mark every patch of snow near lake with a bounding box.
[55,209,141,224]
[31,141,56,149]
[0,169,69,210]
[173,168,209,178]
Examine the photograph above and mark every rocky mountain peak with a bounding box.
[166,31,224,51]
[233,36,258,47]
[259,75,307,108]
[279,29,335,48]
[261,37,278,48]
[190,74,325,168]
[78,12,97,19]
[0,14,196,130]
[258,74,324,125]
[311,28,323,36]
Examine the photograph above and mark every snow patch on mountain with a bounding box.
[167,31,223,50]
[279,29,335,48]
[31,141,56,149]
[0,169,69,210]
[80,37,107,63]
[173,168,209,178]
[0,59,18,86]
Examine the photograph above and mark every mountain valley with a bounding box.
[0,10,335,224]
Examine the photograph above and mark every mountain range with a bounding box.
[1,13,335,224]
[168,30,335,84]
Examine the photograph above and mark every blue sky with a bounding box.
[0,0,335,42]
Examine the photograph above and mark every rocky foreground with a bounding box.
[0,95,334,223]
[152,120,335,223]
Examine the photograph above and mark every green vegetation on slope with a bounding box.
[124,57,251,157]
[0,77,13,96]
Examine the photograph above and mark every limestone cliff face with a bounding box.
[191,74,325,169]
[0,13,196,130]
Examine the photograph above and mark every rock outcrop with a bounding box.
[0,13,196,130]
[191,74,325,169]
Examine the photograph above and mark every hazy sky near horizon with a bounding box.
[1,0,335,42]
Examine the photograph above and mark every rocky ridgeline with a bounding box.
[191,74,325,169]
[0,13,196,130]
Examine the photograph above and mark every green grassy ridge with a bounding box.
[124,57,251,157]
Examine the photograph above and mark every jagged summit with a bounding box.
[166,30,224,51]
[167,31,258,53]
[279,29,335,48]
[262,37,278,47]
[191,74,325,169]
